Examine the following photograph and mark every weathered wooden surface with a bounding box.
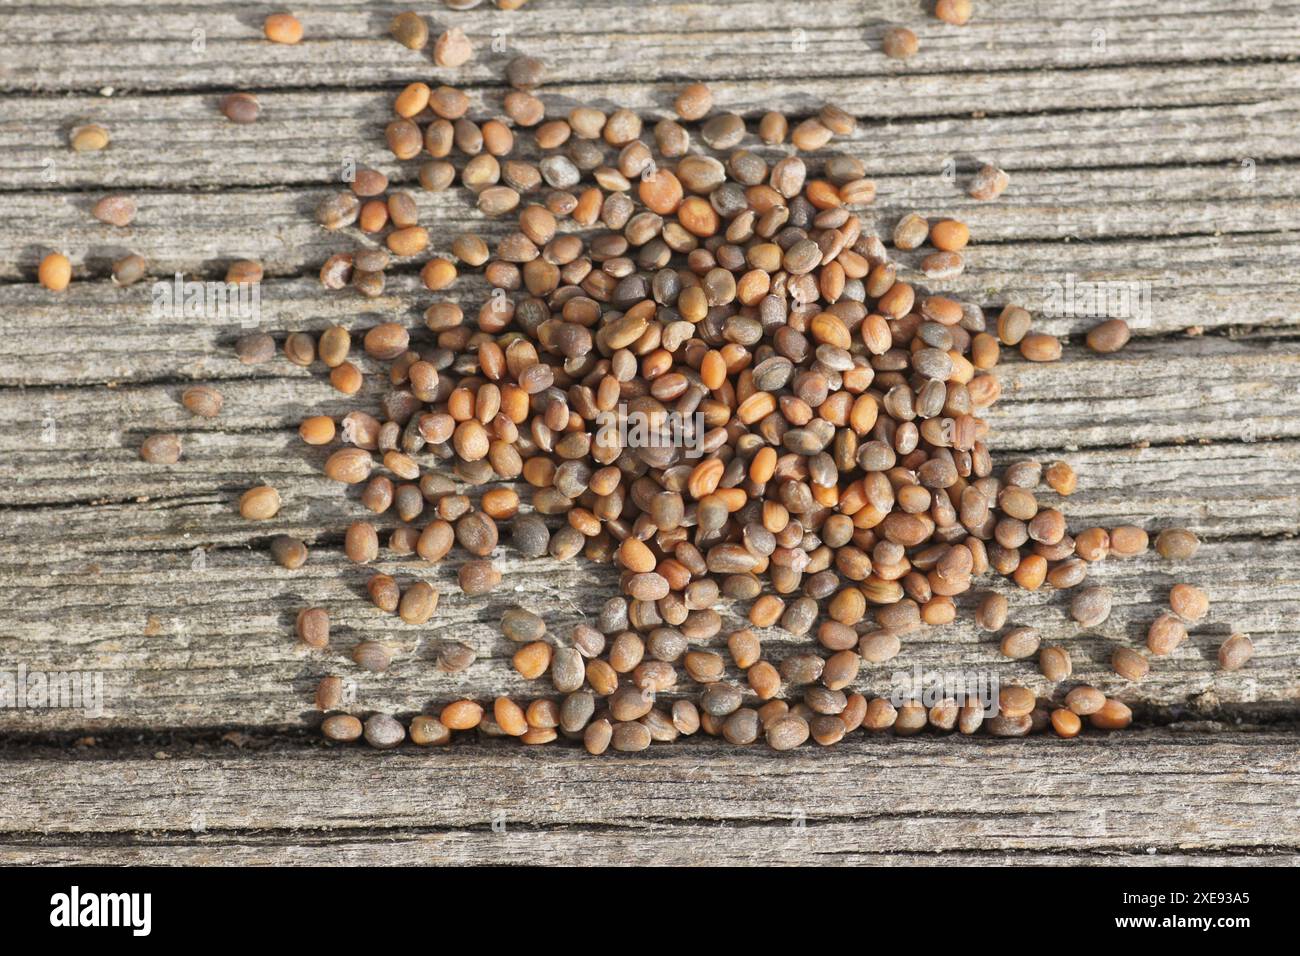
[1,732,1297,865]
[0,0,1297,864]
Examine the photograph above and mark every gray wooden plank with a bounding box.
[0,734,1295,867]
[3,1,1298,92]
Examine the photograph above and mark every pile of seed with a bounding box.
[142,11,1242,752]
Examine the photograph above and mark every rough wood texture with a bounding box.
[1,732,1297,865]
[1,0,1297,865]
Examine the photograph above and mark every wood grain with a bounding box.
[0,732,1296,866]
[0,0,1297,863]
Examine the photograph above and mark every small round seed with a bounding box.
[882,27,919,59]
[239,485,281,520]
[1169,583,1209,622]
[270,535,308,570]
[322,714,363,742]
[364,714,406,749]
[1070,586,1113,627]
[1218,633,1254,671]
[1111,647,1150,681]
[1155,528,1200,560]
[263,13,303,44]
[139,433,182,464]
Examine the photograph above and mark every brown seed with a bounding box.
[296,607,329,648]
[1086,318,1131,353]
[1109,525,1149,557]
[353,641,393,673]
[459,559,501,595]
[181,384,223,418]
[38,253,72,291]
[410,716,451,746]
[299,415,335,445]
[1155,528,1200,561]
[1050,708,1082,738]
[1065,685,1106,716]
[1090,698,1132,730]
[1169,583,1209,622]
[1070,586,1113,627]
[364,714,405,749]
[92,195,136,227]
[239,485,281,520]
[935,0,973,25]
[1039,645,1073,682]
[1146,613,1188,656]
[220,92,260,123]
[398,582,439,624]
[1111,647,1149,681]
[765,715,810,751]
[315,676,343,710]
[975,592,1008,631]
[263,13,303,44]
[139,433,182,464]
[437,641,476,674]
[69,124,109,152]
[1218,632,1254,671]
[882,27,919,59]
[998,685,1036,718]
[674,82,713,121]
[433,27,473,67]
[441,699,484,731]
[321,714,363,742]
[1000,626,1040,660]
[270,535,308,569]
[112,253,148,286]
[390,11,428,49]
[324,448,373,484]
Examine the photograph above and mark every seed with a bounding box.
[1039,645,1072,681]
[239,485,281,520]
[315,676,343,710]
[1155,528,1200,560]
[322,714,362,742]
[882,27,919,59]
[893,212,929,250]
[69,124,109,152]
[324,448,373,484]
[1169,583,1209,622]
[1043,460,1077,496]
[1000,626,1040,659]
[459,560,501,595]
[1090,698,1132,730]
[1218,633,1254,671]
[1111,647,1149,681]
[975,592,1007,631]
[398,582,439,624]
[1109,525,1149,557]
[234,332,274,365]
[583,718,613,754]
[999,685,1035,718]
[296,608,329,648]
[441,700,484,731]
[270,535,308,569]
[511,514,551,558]
[364,714,405,749]
[433,27,473,66]
[1065,685,1106,716]
[353,641,393,673]
[674,82,713,121]
[390,11,428,49]
[765,715,810,751]
[863,698,898,731]
[139,433,182,464]
[92,194,136,227]
[410,716,451,746]
[180,384,223,418]
[38,252,72,291]
[1050,708,1081,738]
[220,92,260,123]
[112,253,147,286]
[935,0,973,25]
[263,13,303,44]
[437,641,476,673]
[506,55,545,90]
[1086,318,1131,353]
[1070,586,1113,627]
[1020,333,1062,362]
[1146,613,1188,656]
[501,608,546,644]
[611,721,652,752]
[969,162,1009,200]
